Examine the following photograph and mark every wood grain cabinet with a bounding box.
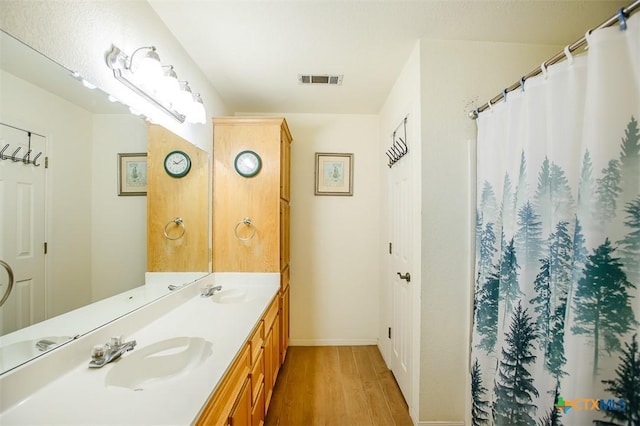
[212,117,292,274]
[212,116,291,366]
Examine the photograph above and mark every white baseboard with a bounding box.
[289,338,378,346]
[416,422,465,426]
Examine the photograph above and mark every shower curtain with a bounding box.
[471,12,640,426]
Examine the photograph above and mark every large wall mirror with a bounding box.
[0,30,205,374]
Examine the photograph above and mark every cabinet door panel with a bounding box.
[264,326,274,411]
[251,382,265,426]
[230,378,251,426]
[280,286,290,364]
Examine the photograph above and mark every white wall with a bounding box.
[0,0,228,152]
[417,39,560,423]
[91,115,147,301]
[284,113,382,345]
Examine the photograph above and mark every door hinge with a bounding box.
[44,242,48,254]
[45,157,49,168]
[389,242,392,254]
[388,327,392,339]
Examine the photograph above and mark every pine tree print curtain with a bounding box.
[471,13,640,426]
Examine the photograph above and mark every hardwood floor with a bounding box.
[265,346,413,426]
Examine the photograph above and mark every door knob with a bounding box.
[397,272,411,283]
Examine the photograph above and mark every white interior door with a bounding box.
[0,124,47,335]
[388,129,413,403]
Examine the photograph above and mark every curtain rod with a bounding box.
[469,0,640,120]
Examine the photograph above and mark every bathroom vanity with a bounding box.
[0,273,281,425]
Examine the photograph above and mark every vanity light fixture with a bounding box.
[105,45,207,124]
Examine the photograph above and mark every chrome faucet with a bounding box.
[88,336,136,368]
[200,285,222,297]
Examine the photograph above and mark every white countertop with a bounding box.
[0,273,280,425]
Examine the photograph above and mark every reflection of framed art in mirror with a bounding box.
[118,153,148,196]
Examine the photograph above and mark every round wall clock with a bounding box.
[164,150,191,178]
[234,150,262,177]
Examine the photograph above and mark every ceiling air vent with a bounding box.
[298,74,343,85]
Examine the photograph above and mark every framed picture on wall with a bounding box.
[314,152,354,196]
[118,153,148,196]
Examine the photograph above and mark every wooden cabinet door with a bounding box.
[251,382,265,426]
[280,130,291,202]
[280,286,290,364]
[264,325,274,411]
[229,378,252,426]
[271,310,280,385]
[279,200,290,269]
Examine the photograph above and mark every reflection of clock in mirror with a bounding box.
[164,150,191,178]
[234,150,262,177]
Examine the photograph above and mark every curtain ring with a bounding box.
[502,89,508,103]
[563,45,574,65]
[617,8,628,31]
[540,62,548,79]
[234,217,256,241]
[519,76,526,92]
[487,99,494,111]
[164,217,186,240]
[584,29,592,48]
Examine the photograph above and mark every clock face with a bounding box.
[164,150,191,178]
[234,150,262,177]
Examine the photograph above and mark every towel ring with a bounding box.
[234,217,256,241]
[164,217,186,240]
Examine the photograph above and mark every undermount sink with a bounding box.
[211,288,256,304]
[105,337,212,391]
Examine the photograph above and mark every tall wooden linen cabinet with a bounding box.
[212,117,291,417]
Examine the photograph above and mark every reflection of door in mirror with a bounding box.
[0,125,46,334]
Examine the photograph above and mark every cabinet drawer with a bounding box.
[264,296,279,331]
[249,322,264,365]
[196,344,250,425]
[251,348,264,405]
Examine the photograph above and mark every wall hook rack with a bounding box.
[386,116,408,168]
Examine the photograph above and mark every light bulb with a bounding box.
[132,47,162,87]
[187,94,207,124]
[175,82,194,116]
[160,66,180,103]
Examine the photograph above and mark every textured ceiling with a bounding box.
[148,0,629,114]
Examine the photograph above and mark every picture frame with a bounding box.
[118,153,148,196]
[314,152,354,196]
